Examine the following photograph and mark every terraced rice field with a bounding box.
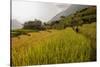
[11,23,96,66]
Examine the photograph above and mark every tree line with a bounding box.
[11,6,96,37]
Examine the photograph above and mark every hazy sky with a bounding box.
[12,0,71,23]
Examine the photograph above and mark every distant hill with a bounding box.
[11,19,23,30]
[49,4,90,22]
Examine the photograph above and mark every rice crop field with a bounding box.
[11,23,96,66]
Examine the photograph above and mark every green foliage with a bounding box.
[50,6,96,29]
[82,14,96,23]
[79,6,96,16]
[11,31,21,37]
[23,19,42,30]
[11,29,39,37]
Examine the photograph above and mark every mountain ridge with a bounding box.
[11,19,23,30]
[49,5,90,22]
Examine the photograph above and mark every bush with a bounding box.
[23,19,42,30]
[11,29,39,37]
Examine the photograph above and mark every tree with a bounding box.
[60,16,66,19]
[23,19,42,30]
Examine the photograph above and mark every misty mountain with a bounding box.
[49,5,90,22]
[11,19,23,30]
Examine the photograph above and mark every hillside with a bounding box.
[11,19,23,30]
[48,6,96,30]
[49,4,90,22]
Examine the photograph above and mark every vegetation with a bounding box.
[12,22,96,66]
[49,6,96,29]
[23,19,42,30]
[11,6,96,36]
[11,6,96,66]
[79,23,96,60]
[11,29,39,37]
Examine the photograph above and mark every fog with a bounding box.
[12,0,71,23]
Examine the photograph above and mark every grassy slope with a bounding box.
[12,23,96,66]
[79,22,96,60]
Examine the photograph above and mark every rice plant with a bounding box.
[12,23,96,66]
